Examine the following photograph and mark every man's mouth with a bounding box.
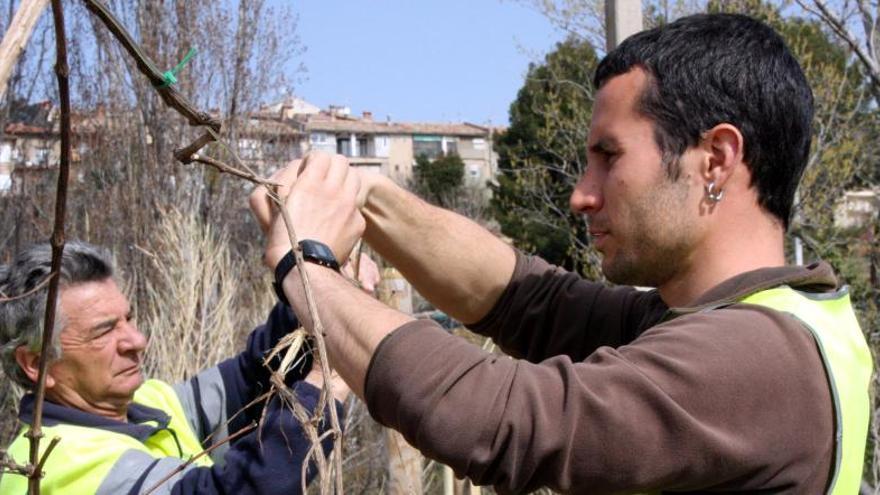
[588,226,609,238]
[119,365,141,375]
[588,227,610,250]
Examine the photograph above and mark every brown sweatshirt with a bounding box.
[364,252,841,494]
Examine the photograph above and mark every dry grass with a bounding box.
[138,206,272,381]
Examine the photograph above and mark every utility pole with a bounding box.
[605,0,643,52]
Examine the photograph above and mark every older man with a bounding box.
[252,13,872,494]
[0,241,346,494]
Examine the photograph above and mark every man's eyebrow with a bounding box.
[588,138,619,154]
[89,317,118,333]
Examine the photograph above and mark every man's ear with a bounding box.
[701,123,745,190]
[14,346,55,389]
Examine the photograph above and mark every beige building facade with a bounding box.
[1,98,498,195]
[0,101,60,194]
[301,112,497,187]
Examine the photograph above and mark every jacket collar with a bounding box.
[662,261,839,321]
[18,393,172,442]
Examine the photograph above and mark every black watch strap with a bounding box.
[273,240,341,306]
[273,251,297,306]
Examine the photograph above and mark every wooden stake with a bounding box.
[378,267,423,495]
[0,0,50,101]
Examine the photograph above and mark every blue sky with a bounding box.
[292,1,564,126]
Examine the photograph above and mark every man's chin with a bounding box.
[602,256,651,286]
[600,256,630,285]
[116,371,145,397]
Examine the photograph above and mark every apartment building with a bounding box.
[0,101,59,194]
[304,112,495,185]
[1,97,498,194]
[834,189,879,230]
[252,97,498,186]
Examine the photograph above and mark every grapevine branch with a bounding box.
[20,0,72,493]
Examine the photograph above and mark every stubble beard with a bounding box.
[600,173,693,288]
[602,235,688,288]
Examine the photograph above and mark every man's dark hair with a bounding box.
[594,13,814,229]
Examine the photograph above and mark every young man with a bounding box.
[252,13,871,494]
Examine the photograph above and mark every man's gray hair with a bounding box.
[0,241,115,389]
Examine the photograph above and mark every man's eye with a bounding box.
[93,324,116,339]
[605,150,621,164]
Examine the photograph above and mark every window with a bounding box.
[262,139,277,154]
[357,137,374,157]
[0,143,11,163]
[310,133,328,144]
[413,135,442,159]
[374,135,390,158]
[34,147,50,165]
[238,139,260,160]
[472,138,486,150]
[337,138,351,157]
[445,138,458,156]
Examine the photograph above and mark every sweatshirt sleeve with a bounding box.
[217,303,313,430]
[173,303,313,455]
[364,305,833,494]
[468,251,667,362]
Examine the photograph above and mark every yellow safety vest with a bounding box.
[741,285,872,494]
[2,379,212,494]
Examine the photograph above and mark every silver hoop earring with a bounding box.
[706,182,724,203]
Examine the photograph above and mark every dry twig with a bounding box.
[0,273,55,303]
[199,391,272,448]
[142,423,257,495]
[270,189,345,492]
[190,153,280,188]
[1,449,32,477]
[22,1,72,493]
[269,373,331,494]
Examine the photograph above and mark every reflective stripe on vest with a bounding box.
[1,379,211,494]
[741,285,872,494]
[133,379,211,464]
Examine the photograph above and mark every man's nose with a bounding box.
[570,167,603,214]
[119,320,147,353]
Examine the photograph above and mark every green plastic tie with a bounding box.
[157,47,196,88]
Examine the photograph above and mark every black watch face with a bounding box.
[301,240,339,269]
[311,243,334,260]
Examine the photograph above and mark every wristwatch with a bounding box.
[273,240,341,306]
